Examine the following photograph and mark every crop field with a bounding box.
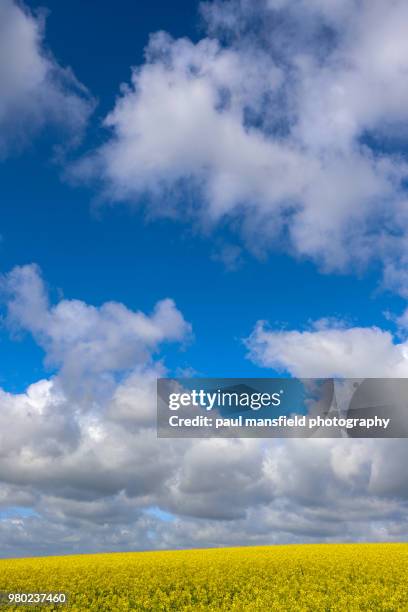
[0,543,407,610]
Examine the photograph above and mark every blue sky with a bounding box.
[2,0,408,557]
[0,0,404,392]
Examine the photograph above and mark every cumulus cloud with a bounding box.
[246,318,408,377]
[1,264,191,398]
[76,0,408,290]
[0,265,193,554]
[0,0,93,157]
[0,266,407,556]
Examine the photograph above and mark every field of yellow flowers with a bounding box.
[0,543,407,610]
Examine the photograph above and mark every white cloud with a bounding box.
[77,0,408,291]
[0,266,407,555]
[246,318,408,377]
[0,0,93,157]
[0,265,194,553]
[1,264,191,398]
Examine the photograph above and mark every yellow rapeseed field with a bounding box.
[0,543,407,611]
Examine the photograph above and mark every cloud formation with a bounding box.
[78,0,408,292]
[0,266,408,556]
[246,318,408,377]
[2,264,190,398]
[2,0,408,558]
[0,0,93,157]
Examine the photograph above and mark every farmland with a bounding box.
[0,543,407,610]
